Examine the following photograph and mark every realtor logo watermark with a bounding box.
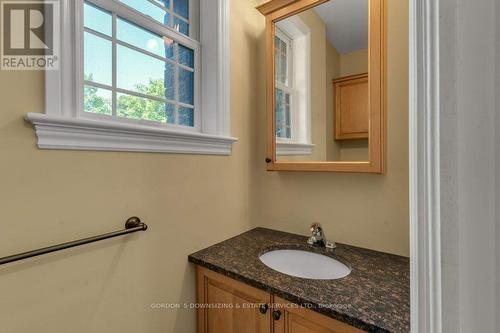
[1,0,59,70]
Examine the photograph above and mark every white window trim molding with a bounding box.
[25,0,237,155]
[276,142,314,156]
[26,113,235,154]
[409,0,442,331]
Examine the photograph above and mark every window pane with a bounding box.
[178,68,194,105]
[164,62,176,100]
[117,92,170,123]
[173,0,189,18]
[275,88,284,126]
[120,0,169,26]
[178,106,194,126]
[275,52,282,84]
[284,93,291,136]
[84,32,112,86]
[117,45,165,98]
[173,17,189,36]
[120,0,193,38]
[117,18,175,60]
[179,44,194,68]
[285,104,291,126]
[164,40,176,59]
[153,0,170,8]
[166,102,175,124]
[281,39,287,53]
[275,37,287,85]
[84,2,112,36]
[275,34,291,86]
[84,85,112,115]
[275,88,291,139]
[281,54,287,84]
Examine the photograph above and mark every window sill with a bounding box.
[276,142,314,156]
[25,113,238,155]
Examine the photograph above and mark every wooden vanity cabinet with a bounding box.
[333,73,369,141]
[196,266,365,333]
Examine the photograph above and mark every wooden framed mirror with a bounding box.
[257,0,386,173]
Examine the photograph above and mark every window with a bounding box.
[27,0,235,155]
[275,30,293,140]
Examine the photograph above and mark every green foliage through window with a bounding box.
[84,74,112,115]
[117,79,169,123]
[84,74,174,123]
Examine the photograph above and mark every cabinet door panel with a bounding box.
[334,74,369,140]
[272,297,366,333]
[197,266,271,333]
[288,312,338,333]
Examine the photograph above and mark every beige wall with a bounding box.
[339,139,369,160]
[339,49,369,77]
[0,1,261,332]
[0,0,408,332]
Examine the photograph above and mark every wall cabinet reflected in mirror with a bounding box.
[257,0,386,173]
[333,73,369,161]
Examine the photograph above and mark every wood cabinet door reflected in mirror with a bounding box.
[257,0,386,173]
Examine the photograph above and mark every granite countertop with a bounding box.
[188,228,410,333]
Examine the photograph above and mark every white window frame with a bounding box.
[275,17,314,156]
[26,0,236,155]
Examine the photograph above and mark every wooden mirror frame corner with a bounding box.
[257,0,386,173]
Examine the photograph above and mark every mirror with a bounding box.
[258,0,386,173]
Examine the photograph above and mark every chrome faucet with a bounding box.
[307,223,336,249]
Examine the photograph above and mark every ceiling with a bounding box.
[314,0,368,54]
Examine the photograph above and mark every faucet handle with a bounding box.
[326,241,336,249]
[308,223,325,246]
[310,223,323,233]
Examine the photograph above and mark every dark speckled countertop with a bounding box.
[188,228,409,333]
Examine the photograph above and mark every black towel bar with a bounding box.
[0,217,147,266]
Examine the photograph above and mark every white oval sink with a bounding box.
[259,249,351,280]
